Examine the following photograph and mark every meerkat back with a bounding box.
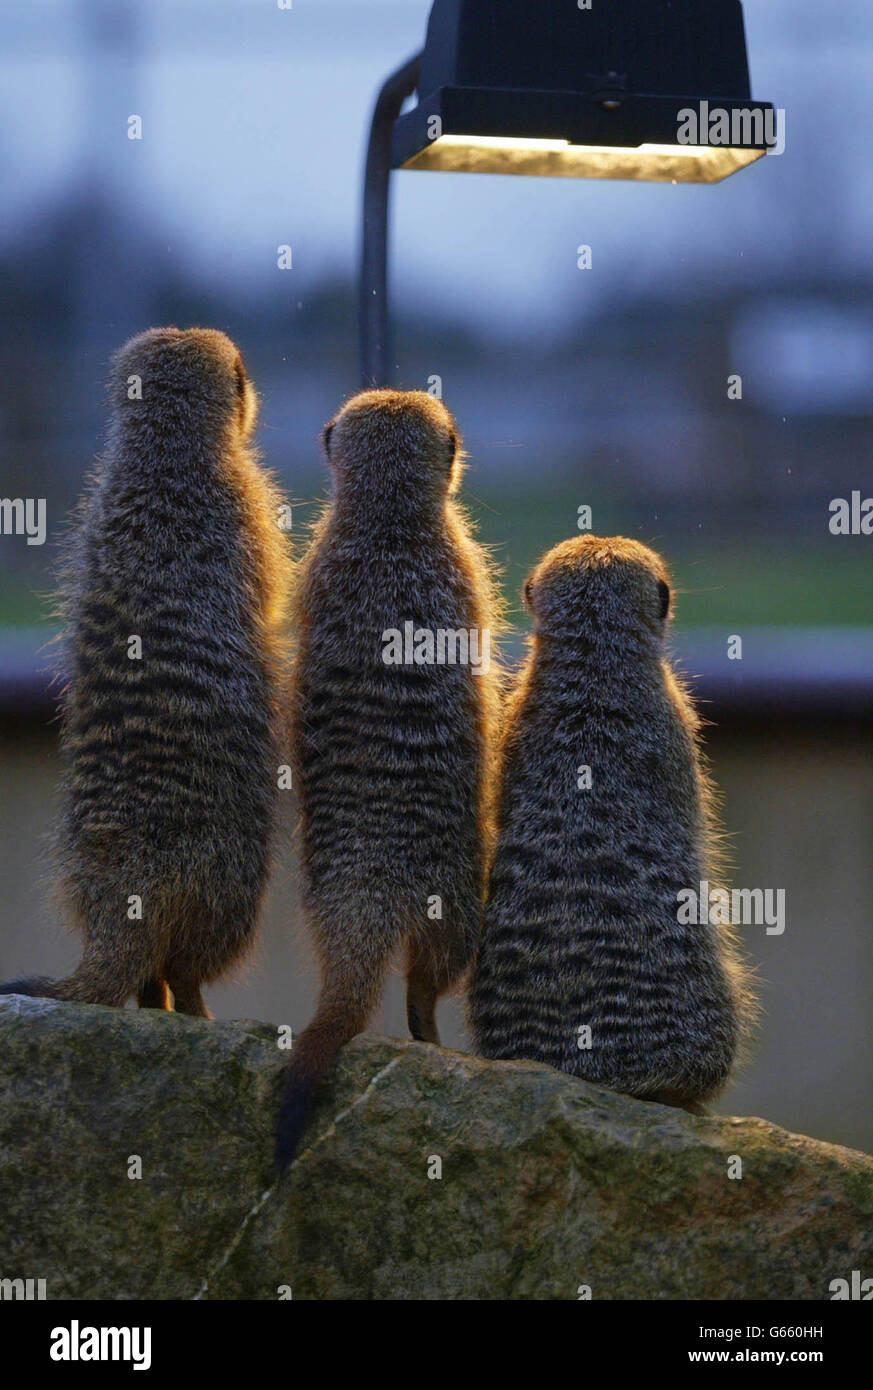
[470,534,754,1107]
[0,326,292,1016]
[276,388,501,1170]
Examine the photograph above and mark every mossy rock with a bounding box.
[0,996,870,1300]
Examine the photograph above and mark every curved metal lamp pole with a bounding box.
[359,52,422,388]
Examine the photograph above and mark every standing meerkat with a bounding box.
[470,534,755,1107]
[276,388,501,1170]
[0,327,292,1016]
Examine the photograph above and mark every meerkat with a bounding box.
[469,534,755,1108]
[0,327,292,1017]
[276,388,502,1171]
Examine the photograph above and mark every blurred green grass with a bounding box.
[1,492,870,632]
[469,489,873,630]
[0,584,53,628]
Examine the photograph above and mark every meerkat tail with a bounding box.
[276,993,369,1173]
[0,957,141,1007]
[0,977,60,999]
[0,911,165,1007]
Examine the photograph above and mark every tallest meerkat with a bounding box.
[0,327,291,1015]
[277,389,501,1170]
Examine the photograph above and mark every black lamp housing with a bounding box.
[360,0,777,385]
[392,0,776,183]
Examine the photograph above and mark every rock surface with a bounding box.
[0,995,871,1300]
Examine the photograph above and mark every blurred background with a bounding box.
[1,0,871,1153]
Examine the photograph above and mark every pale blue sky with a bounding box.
[1,0,871,334]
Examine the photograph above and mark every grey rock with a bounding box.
[0,996,870,1300]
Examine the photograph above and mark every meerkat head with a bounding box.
[111,327,258,441]
[321,389,462,499]
[523,535,672,640]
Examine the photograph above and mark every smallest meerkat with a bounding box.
[470,535,755,1108]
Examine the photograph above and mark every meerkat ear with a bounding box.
[657,579,671,620]
[447,427,458,464]
[523,577,534,611]
[322,422,334,458]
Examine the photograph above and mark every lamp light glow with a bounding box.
[402,135,764,183]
